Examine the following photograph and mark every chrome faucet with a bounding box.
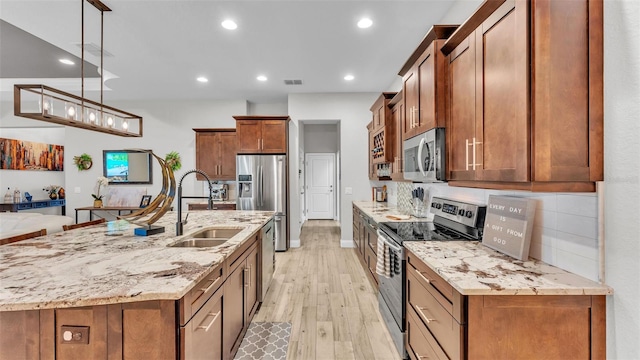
[176,169,214,236]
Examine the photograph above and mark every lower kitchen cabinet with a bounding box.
[406,249,606,360]
[223,239,259,359]
[352,206,378,289]
[0,231,265,360]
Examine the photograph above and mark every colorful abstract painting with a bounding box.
[0,137,64,171]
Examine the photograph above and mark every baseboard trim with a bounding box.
[290,239,301,248]
[340,239,356,248]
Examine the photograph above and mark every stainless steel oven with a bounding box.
[377,230,406,359]
[403,127,445,182]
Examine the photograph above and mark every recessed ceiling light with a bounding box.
[196,77,208,83]
[357,18,373,29]
[221,19,238,30]
[257,75,268,82]
[59,59,75,65]
[344,74,355,81]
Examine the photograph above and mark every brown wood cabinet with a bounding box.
[234,116,290,154]
[223,239,260,359]
[388,92,405,181]
[442,0,603,192]
[370,93,396,165]
[188,202,236,211]
[399,25,458,141]
[194,129,237,181]
[405,248,606,360]
[352,206,378,289]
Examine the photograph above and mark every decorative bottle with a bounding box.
[4,188,12,203]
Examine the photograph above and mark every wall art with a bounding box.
[0,137,64,171]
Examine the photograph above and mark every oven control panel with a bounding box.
[430,196,486,228]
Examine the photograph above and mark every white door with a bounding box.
[306,153,335,219]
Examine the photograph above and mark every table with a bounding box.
[74,206,140,223]
[0,199,66,215]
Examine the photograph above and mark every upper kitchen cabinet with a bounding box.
[193,128,237,181]
[399,25,459,141]
[234,116,290,154]
[370,93,396,165]
[388,92,406,181]
[441,0,603,192]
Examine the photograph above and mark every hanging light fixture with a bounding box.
[13,0,143,137]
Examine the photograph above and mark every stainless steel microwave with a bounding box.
[403,128,446,182]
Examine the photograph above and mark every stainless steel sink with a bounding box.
[169,239,229,248]
[190,228,243,239]
[168,227,244,248]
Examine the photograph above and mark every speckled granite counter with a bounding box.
[404,241,612,296]
[188,200,236,206]
[352,201,431,223]
[0,210,273,311]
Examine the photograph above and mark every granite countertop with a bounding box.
[187,200,236,205]
[404,241,613,296]
[0,210,274,311]
[352,201,432,224]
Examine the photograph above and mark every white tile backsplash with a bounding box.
[393,182,601,281]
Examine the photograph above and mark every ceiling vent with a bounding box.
[284,79,303,85]
[74,42,113,57]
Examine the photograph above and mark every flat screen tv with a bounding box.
[103,150,153,184]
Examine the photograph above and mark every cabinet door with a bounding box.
[390,101,404,180]
[218,132,237,180]
[260,120,287,153]
[195,132,220,181]
[372,105,381,132]
[245,245,259,323]
[476,0,529,182]
[447,35,477,181]
[402,67,419,140]
[416,43,437,133]
[236,120,262,153]
[223,263,245,358]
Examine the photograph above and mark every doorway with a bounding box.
[305,153,336,219]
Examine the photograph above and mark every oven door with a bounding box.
[377,229,405,331]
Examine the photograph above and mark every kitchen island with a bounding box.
[0,210,274,360]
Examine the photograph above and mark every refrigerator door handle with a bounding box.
[258,165,263,207]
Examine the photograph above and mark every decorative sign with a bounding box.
[0,137,64,171]
[482,195,537,261]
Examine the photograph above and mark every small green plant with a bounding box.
[165,151,182,171]
[73,153,93,170]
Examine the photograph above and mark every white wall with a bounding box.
[288,92,378,246]
[304,124,338,153]
[603,0,640,358]
[247,102,288,116]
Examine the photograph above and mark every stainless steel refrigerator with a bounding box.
[236,154,288,251]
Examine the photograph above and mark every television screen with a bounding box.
[102,150,153,184]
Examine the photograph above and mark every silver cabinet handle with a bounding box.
[244,265,251,287]
[472,136,477,170]
[414,268,433,285]
[465,138,470,171]
[413,304,436,324]
[196,311,221,332]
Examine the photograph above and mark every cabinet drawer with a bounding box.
[407,252,454,308]
[407,268,462,360]
[180,264,224,325]
[182,286,223,360]
[406,306,448,360]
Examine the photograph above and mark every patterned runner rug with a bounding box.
[233,322,291,360]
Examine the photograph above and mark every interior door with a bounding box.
[305,153,335,219]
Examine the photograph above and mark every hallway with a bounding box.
[253,220,400,360]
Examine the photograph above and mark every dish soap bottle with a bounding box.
[4,188,12,203]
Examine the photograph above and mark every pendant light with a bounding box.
[13,0,143,137]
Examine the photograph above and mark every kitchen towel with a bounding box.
[376,232,391,278]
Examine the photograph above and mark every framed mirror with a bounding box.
[103,150,153,184]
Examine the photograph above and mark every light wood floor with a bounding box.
[252,220,401,360]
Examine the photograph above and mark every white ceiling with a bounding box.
[0,0,457,104]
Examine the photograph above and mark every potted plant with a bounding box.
[73,153,93,170]
[165,151,182,172]
[92,176,109,208]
